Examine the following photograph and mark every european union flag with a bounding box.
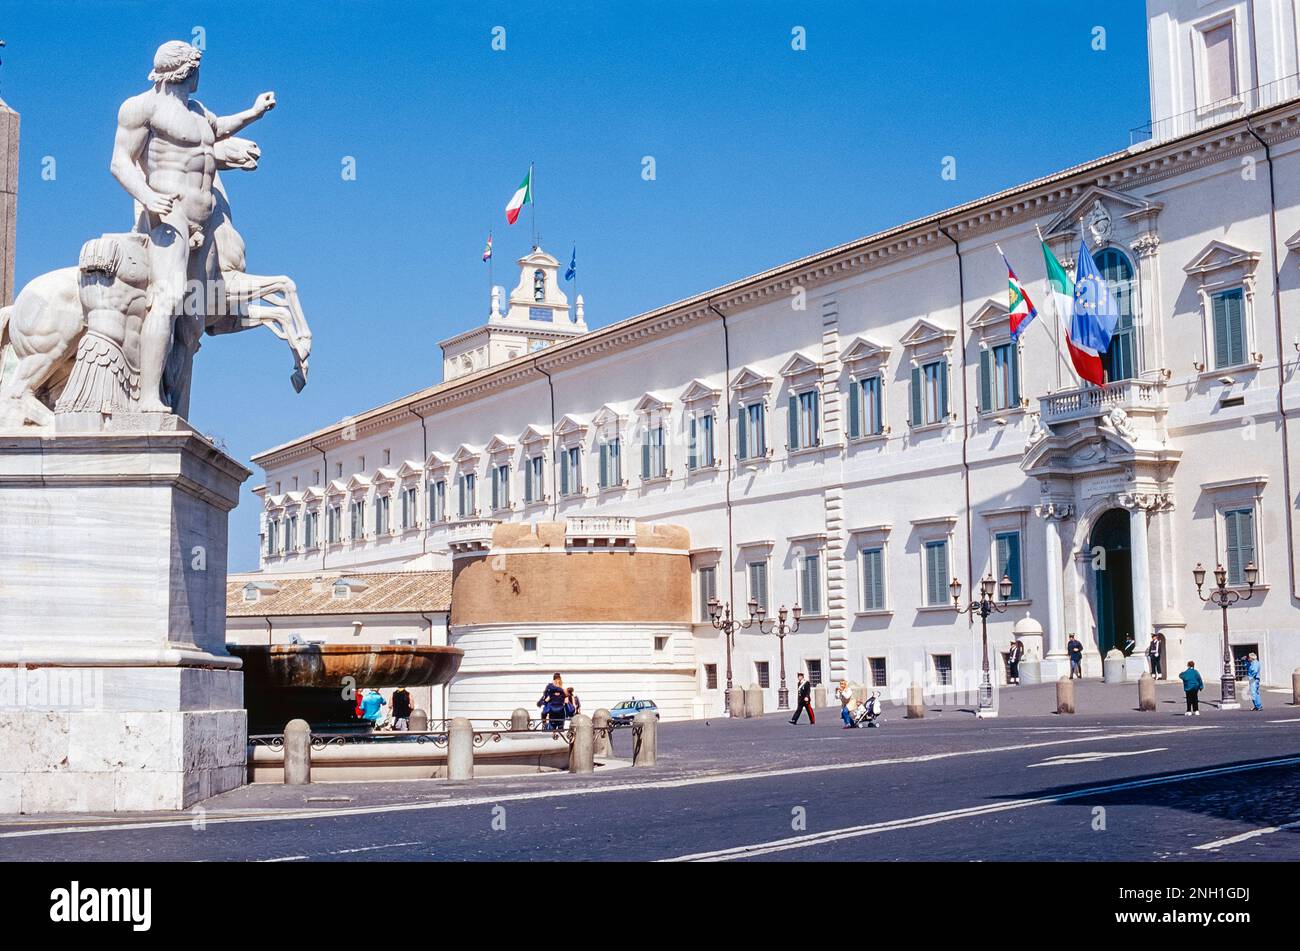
[1070,237,1119,354]
[564,245,576,282]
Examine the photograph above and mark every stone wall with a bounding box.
[451,522,692,626]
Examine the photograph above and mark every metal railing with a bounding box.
[1132,73,1300,146]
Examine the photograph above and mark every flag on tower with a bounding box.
[482,232,493,262]
[505,168,532,225]
[1000,251,1038,341]
[565,245,576,282]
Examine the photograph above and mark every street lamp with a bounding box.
[755,603,801,709]
[708,597,801,712]
[951,573,1012,718]
[1192,560,1256,710]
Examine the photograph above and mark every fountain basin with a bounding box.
[228,643,464,733]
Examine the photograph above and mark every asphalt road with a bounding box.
[3,701,1298,862]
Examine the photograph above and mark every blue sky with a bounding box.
[0,1,1150,569]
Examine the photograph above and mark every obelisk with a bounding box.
[0,95,16,305]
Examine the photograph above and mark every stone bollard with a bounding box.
[813,685,827,709]
[283,718,312,785]
[447,716,474,781]
[592,709,613,757]
[1292,667,1300,706]
[905,682,924,719]
[569,714,594,774]
[1103,649,1126,684]
[744,683,764,718]
[511,707,531,731]
[409,708,429,732]
[727,686,746,718]
[632,710,657,767]
[1138,673,1156,712]
[1057,677,1076,715]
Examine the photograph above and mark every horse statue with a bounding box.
[0,136,311,428]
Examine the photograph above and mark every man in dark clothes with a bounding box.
[1067,634,1085,679]
[391,686,413,731]
[789,672,815,725]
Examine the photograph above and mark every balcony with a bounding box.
[447,518,499,554]
[566,515,637,549]
[1039,379,1165,426]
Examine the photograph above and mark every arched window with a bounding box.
[1094,248,1137,382]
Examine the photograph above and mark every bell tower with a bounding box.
[439,245,588,381]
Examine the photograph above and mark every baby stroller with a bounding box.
[852,693,884,728]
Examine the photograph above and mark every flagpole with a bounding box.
[1035,224,1073,391]
[530,162,537,249]
[487,227,494,314]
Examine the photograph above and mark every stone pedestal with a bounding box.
[0,425,251,812]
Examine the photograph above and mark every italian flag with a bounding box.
[504,168,532,225]
[1042,239,1104,387]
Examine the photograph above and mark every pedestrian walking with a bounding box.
[1179,660,1204,716]
[564,686,581,724]
[835,679,857,729]
[1007,639,1023,685]
[1067,633,1084,679]
[1146,633,1163,679]
[391,685,413,731]
[1246,653,1262,711]
[537,673,567,730]
[789,672,815,725]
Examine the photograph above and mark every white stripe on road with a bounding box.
[1194,817,1300,851]
[259,840,421,862]
[0,725,1216,842]
[1027,748,1166,768]
[663,755,1300,862]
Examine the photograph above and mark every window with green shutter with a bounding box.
[698,565,717,620]
[747,561,768,612]
[848,377,861,438]
[924,539,950,606]
[1223,507,1256,585]
[1211,288,1246,369]
[994,530,1022,600]
[861,546,885,611]
[799,552,822,614]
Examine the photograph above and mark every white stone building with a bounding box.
[249,0,1300,715]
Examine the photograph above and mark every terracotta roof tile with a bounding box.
[227,571,452,617]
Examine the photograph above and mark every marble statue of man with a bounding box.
[109,40,275,416]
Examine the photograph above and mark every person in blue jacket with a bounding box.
[1245,653,1263,711]
[360,688,386,724]
[1179,661,1204,716]
[537,672,567,730]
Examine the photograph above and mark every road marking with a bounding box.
[1027,748,1166,767]
[259,840,421,862]
[0,725,1216,842]
[1267,718,1300,724]
[663,755,1300,862]
[1194,817,1300,851]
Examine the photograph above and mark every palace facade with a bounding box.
[247,0,1300,715]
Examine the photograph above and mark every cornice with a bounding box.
[253,98,1300,473]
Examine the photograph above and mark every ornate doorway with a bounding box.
[1089,509,1134,655]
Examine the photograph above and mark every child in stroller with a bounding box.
[852,692,884,728]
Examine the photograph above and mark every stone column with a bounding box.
[1126,499,1153,653]
[447,717,473,781]
[0,96,18,307]
[1034,502,1072,667]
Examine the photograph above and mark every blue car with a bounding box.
[609,698,659,725]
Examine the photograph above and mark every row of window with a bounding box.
[691,531,1024,623]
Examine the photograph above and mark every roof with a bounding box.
[250,96,1300,468]
[227,570,452,617]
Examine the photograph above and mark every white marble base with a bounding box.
[0,666,246,812]
[0,427,252,812]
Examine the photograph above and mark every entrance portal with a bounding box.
[1089,509,1134,656]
